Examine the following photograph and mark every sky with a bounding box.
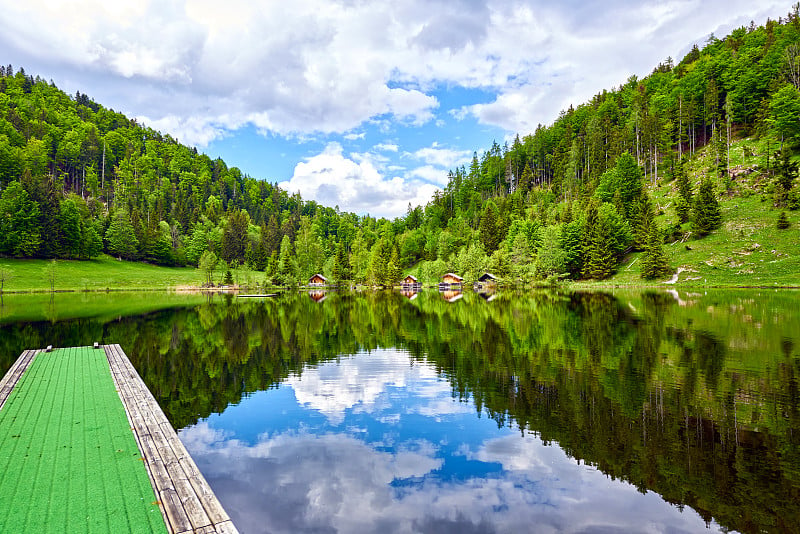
[0,0,788,218]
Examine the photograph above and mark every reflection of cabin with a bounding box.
[474,272,498,290]
[441,290,463,303]
[308,290,327,303]
[308,274,328,287]
[401,289,419,300]
[439,273,463,290]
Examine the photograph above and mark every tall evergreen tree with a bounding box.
[674,159,693,223]
[641,225,671,279]
[692,177,723,235]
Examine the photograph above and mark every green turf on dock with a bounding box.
[0,347,168,533]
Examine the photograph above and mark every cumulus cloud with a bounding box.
[279,143,439,217]
[411,143,473,168]
[5,0,787,147]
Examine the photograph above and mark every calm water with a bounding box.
[0,289,798,533]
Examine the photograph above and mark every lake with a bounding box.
[1,289,798,533]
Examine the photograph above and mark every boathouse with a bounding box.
[474,272,498,290]
[402,275,418,285]
[308,274,328,286]
[440,273,463,286]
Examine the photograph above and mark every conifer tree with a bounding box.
[631,193,655,250]
[777,210,791,229]
[692,177,723,235]
[582,202,616,279]
[274,235,297,286]
[641,225,671,279]
[674,159,693,223]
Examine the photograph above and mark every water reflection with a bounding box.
[1,289,799,532]
[181,349,718,534]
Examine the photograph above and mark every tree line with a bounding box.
[1,8,799,283]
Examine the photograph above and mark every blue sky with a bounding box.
[0,0,788,217]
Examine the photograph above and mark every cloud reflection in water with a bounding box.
[180,349,719,533]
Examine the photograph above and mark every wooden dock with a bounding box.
[0,345,238,534]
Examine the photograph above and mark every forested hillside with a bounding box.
[1,9,800,285]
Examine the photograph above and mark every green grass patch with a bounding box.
[0,254,268,292]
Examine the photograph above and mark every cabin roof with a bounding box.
[442,273,463,281]
[478,272,498,282]
[403,275,418,282]
[309,273,328,282]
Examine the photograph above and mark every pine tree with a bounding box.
[692,177,723,235]
[777,211,791,229]
[582,202,616,280]
[631,193,655,250]
[674,159,693,223]
[274,235,297,286]
[641,225,671,279]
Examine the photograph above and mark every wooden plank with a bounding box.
[174,477,213,530]
[215,521,240,534]
[160,488,193,534]
[183,471,230,525]
[0,350,38,411]
[104,344,239,534]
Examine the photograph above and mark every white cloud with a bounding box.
[411,143,472,168]
[407,165,450,187]
[279,143,439,217]
[375,143,399,152]
[5,0,787,148]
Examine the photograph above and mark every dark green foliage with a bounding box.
[582,202,630,280]
[777,211,791,229]
[631,193,655,250]
[768,84,800,143]
[692,178,723,236]
[674,159,693,223]
[59,199,82,258]
[479,201,502,253]
[775,149,798,203]
[0,181,41,256]
[221,210,249,265]
[104,211,139,260]
[641,225,671,279]
[0,13,798,285]
[594,152,643,219]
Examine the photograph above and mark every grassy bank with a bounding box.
[0,255,267,293]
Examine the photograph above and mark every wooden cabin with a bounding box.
[474,272,499,290]
[402,275,418,285]
[308,274,328,287]
[441,273,463,286]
